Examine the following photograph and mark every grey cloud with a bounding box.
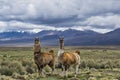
[0,0,120,33]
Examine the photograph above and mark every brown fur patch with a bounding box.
[34,50,55,74]
[34,51,54,64]
[59,52,79,65]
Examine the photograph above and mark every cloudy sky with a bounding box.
[0,0,120,33]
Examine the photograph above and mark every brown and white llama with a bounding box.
[33,37,55,77]
[58,37,80,77]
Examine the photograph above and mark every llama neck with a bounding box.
[34,43,41,52]
[58,38,64,56]
[58,49,64,57]
[60,41,64,49]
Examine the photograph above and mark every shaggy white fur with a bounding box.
[58,49,64,57]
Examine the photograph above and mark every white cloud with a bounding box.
[0,20,117,33]
[0,0,120,33]
[0,0,79,20]
[0,21,7,27]
[0,20,69,33]
[83,14,120,29]
[70,26,112,33]
[91,28,113,33]
[0,21,8,32]
[1,0,119,20]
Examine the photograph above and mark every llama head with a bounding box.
[34,37,40,44]
[34,37,41,52]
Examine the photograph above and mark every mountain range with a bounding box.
[0,28,120,46]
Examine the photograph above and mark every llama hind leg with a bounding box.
[40,66,46,77]
[65,67,68,78]
[36,64,41,77]
[64,65,69,78]
[49,61,55,74]
[75,65,79,78]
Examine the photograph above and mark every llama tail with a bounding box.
[49,50,55,59]
[49,50,54,53]
[75,50,80,55]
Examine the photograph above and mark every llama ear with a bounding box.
[35,37,39,39]
[35,37,40,42]
[58,36,64,40]
[58,36,62,39]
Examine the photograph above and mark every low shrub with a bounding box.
[8,60,26,75]
[0,66,13,76]
[26,65,34,74]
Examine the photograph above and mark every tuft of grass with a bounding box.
[21,59,37,74]
[0,66,13,76]
[88,77,97,80]
[8,60,26,75]
[26,65,34,74]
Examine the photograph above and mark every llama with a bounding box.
[58,37,80,77]
[33,37,55,77]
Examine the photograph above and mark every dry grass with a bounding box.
[0,46,120,80]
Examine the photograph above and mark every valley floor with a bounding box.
[0,46,120,80]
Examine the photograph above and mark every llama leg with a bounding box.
[61,64,64,71]
[36,64,40,77]
[61,65,65,77]
[42,68,46,77]
[58,63,63,71]
[51,66,55,74]
[65,65,69,77]
[39,68,42,76]
[41,68,45,77]
[75,65,79,78]
[39,65,46,77]
[65,69,68,78]
[49,61,55,74]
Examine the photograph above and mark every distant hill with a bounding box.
[96,28,120,45]
[0,28,120,46]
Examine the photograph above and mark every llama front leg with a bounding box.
[64,65,69,78]
[41,68,46,77]
[35,64,41,77]
[61,65,65,77]
[39,65,46,77]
